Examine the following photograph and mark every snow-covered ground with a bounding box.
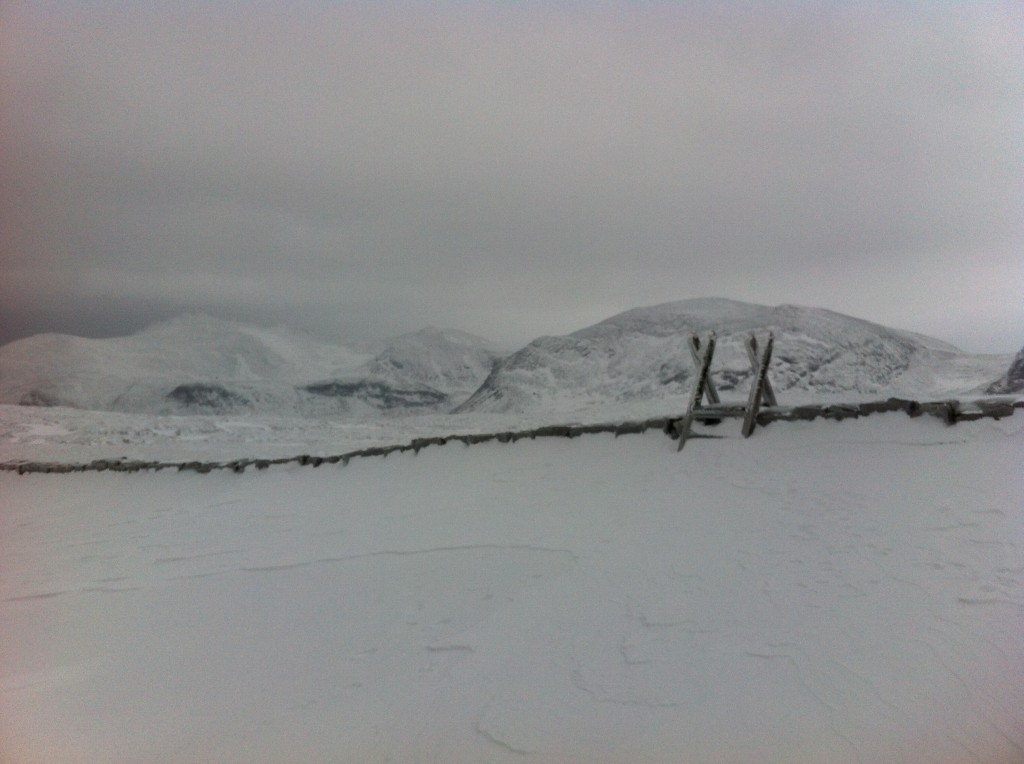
[0,400,709,464]
[2,409,1023,762]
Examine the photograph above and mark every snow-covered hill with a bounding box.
[0,315,502,417]
[457,298,1012,414]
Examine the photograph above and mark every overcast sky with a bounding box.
[1,1,1021,353]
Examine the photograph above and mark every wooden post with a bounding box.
[688,335,720,404]
[744,334,777,407]
[741,332,774,438]
[677,332,716,451]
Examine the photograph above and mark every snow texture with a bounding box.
[2,410,1023,763]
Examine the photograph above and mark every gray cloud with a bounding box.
[1,1,1022,351]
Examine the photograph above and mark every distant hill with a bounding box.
[456,298,1012,414]
[0,314,503,416]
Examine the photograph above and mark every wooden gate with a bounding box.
[673,332,777,450]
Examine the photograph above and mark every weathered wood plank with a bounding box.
[688,335,720,405]
[745,333,778,407]
[742,332,774,438]
[678,332,716,451]
[691,404,748,420]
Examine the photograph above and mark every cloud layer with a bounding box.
[2,2,1021,351]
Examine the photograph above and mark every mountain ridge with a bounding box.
[0,301,1014,418]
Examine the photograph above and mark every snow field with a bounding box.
[1,414,1022,762]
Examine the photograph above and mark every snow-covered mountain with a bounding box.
[0,315,503,416]
[986,344,1024,394]
[456,298,1012,414]
[1,302,1012,418]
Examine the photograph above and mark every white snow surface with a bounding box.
[2,406,1023,763]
